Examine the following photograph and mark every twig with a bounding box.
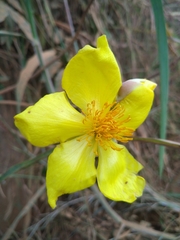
[0,84,16,95]
[147,56,180,80]
[27,195,95,239]
[0,114,33,157]
[31,0,94,80]
[114,223,125,240]
[145,184,180,211]
[133,136,180,148]
[0,100,31,107]
[91,184,177,239]
[63,0,79,52]
[2,184,46,240]
[0,114,22,136]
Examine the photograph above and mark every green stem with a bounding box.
[133,137,180,148]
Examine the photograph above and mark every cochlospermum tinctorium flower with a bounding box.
[14,35,156,209]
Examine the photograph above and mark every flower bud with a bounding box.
[118,79,157,101]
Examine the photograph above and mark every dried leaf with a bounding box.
[0,2,8,22]
[16,50,57,102]
[0,2,33,41]
[7,0,24,14]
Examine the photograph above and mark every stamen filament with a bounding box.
[80,100,134,150]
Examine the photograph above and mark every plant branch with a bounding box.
[91,184,177,239]
[133,136,180,148]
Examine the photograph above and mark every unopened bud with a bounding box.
[118,79,157,101]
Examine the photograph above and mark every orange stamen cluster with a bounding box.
[83,100,134,150]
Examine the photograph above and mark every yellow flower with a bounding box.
[14,35,156,209]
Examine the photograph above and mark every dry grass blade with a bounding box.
[146,184,180,211]
[0,100,31,107]
[0,1,33,41]
[0,2,8,22]
[16,50,56,103]
[2,184,46,240]
[7,0,24,14]
[92,185,177,240]
[0,84,16,95]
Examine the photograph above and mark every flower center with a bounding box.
[82,100,134,150]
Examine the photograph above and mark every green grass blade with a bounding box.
[23,0,55,93]
[0,149,53,182]
[0,30,23,37]
[151,0,169,177]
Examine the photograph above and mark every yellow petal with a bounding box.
[118,79,156,130]
[46,138,96,208]
[62,35,121,112]
[14,92,86,147]
[97,143,145,202]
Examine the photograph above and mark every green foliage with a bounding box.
[0,149,53,182]
[151,0,169,177]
